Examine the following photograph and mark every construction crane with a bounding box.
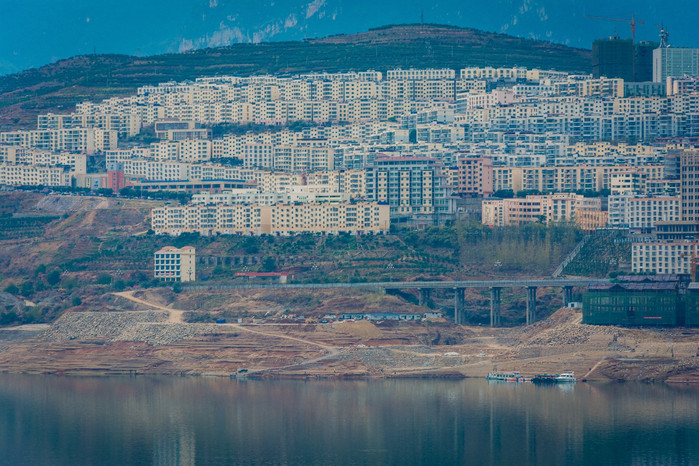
[583,14,645,44]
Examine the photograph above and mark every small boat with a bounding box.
[556,371,577,383]
[486,371,525,382]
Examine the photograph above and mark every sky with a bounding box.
[2,0,697,75]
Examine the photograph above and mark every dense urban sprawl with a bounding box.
[2,62,699,276]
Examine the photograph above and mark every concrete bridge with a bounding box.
[185,278,606,326]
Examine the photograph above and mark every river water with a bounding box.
[0,375,697,465]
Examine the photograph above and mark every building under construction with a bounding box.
[592,37,655,82]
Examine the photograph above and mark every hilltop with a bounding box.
[0,24,590,129]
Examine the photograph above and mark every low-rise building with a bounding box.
[583,275,686,326]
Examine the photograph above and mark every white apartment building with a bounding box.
[607,194,681,229]
[387,68,456,80]
[653,47,699,82]
[152,202,390,236]
[37,112,141,137]
[0,163,72,187]
[0,128,116,154]
[178,139,212,163]
[0,147,86,174]
[191,187,350,205]
[632,242,698,275]
[154,246,196,282]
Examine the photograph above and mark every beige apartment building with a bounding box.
[575,209,609,232]
[0,128,117,154]
[482,193,601,226]
[154,246,196,282]
[0,163,72,187]
[0,147,86,174]
[491,165,663,193]
[38,112,141,137]
[152,202,390,236]
[305,169,366,198]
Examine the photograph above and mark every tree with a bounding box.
[113,280,126,291]
[4,284,19,295]
[493,189,515,199]
[0,312,18,326]
[21,281,34,297]
[46,270,61,286]
[95,188,113,197]
[96,274,112,285]
[131,271,148,283]
[71,296,82,306]
[262,257,277,272]
[242,237,260,254]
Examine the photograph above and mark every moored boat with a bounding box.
[556,371,577,383]
[532,374,557,384]
[486,371,526,382]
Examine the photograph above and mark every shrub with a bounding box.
[4,284,19,295]
[46,270,61,286]
[96,274,112,285]
[21,281,34,297]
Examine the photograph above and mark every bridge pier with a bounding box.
[454,288,465,325]
[490,287,501,327]
[418,288,432,307]
[526,286,537,325]
[563,286,574,306]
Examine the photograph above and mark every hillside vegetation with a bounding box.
[0,192,585,326]
[0,24,591,129]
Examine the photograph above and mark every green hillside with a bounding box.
[0,24,591,130]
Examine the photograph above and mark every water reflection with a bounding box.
[0,375,697,465]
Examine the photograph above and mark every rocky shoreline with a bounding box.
[1,305,698,383]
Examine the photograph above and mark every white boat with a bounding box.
[486,371,523,382]
[556,371,577,383]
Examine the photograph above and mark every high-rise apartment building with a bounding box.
[365,156,454,223]
[681,149,699,223]
[653,47,699,83]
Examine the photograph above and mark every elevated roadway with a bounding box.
[185,278,607,326]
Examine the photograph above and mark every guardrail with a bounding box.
[184,278,607,291]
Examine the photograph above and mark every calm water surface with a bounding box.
[0,375,698,465]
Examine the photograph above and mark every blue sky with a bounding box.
[1,0,697,75]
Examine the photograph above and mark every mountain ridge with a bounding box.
[0,24,591,130]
